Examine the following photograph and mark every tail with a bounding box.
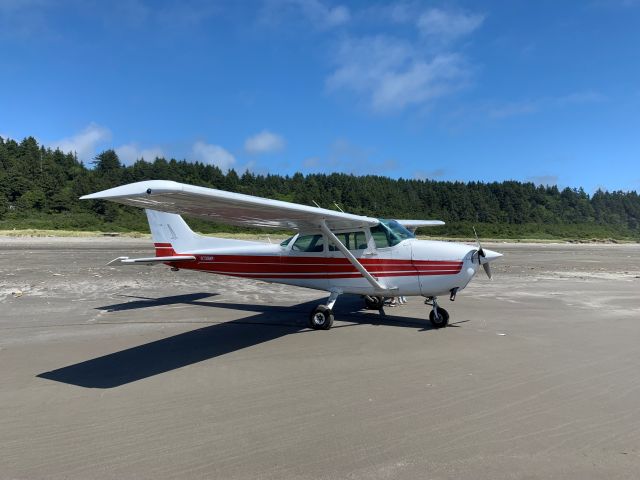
[145,209,196,256]
[144,209,260,255]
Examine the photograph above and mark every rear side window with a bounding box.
[329,231,368,251]
[292,234,325,252]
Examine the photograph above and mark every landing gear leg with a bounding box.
[425,296,449,329]
[309,290,340,330]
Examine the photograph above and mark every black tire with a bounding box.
[309,305,334,330]
[429,307,449,329]
[363,295,384,310]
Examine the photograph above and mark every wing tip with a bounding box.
[79,180,182,201]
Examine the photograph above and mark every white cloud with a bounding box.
[262,0,349,29]
[417,8,485,43]
[52,123,111,162]
[302,156,321,169]
[414,169,445,180]
[115,143,165,165]
[325,6,484,113]
[297,0,350,27]
[557,90,606,105]
[0,0,51,39]
[383,2,419,24]
[237,160,261,174]
[0,0,43,12]
[488,90,606,119]
[327,138,371,166]
[489,100,539,119]
[327,35,469,112]
[303,138,399,174]
[244,130,286,154]
[153,2,221,29]
[192,141,236,170]
[528,175,558,186]
[590,0,640,8]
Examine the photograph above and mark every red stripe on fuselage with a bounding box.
[163,252,463,279]
[193,261,460,274]
[187,254,459,266]
[192,270,461,280]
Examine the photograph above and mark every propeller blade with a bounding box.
[473,227,497,279]
[482,262,492,280]
[473,226,485,259]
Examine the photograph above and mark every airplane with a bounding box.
[81,180,502,330]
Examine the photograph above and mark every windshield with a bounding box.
[280,235,295,247]
[375,219,415,246]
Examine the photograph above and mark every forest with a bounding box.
[1,136,639,240]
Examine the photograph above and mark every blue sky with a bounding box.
[1,0,639,192]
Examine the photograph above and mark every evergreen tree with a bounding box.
[0,136,638,239]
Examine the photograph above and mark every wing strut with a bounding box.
[319,221,394,294]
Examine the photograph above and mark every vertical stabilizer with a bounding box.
[145,209,199,255]
[144,209,262,255]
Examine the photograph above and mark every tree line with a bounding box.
[1,136,639,239]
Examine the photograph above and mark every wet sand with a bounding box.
[1,238,639,479]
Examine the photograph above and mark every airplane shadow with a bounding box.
[37,294,464,389]
[97,292,221,312]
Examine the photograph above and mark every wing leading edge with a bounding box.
[81,180,379,231]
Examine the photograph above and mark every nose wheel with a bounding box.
[425,296,449,328]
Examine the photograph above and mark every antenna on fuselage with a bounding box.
[334,202,344,212]
[312,200,321,208]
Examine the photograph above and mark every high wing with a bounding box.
[396,220,445,233]
[81,180,378,231]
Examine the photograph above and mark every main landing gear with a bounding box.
[425,296,449,329]
[309,292,451,330]
[363,295,385,310]
[309,291,340,330]
[364,294,450,328]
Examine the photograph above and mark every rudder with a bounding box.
[145,209,198,255]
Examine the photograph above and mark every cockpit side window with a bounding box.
[291,234,325,252]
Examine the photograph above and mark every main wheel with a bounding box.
[363,295,384,310]
[429,307,449,329]
[309,305,334,330]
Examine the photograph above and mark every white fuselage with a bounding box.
[164,235,483,297]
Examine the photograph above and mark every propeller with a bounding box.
[473,227,493,279]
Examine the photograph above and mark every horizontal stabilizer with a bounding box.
[106,255,196,266]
